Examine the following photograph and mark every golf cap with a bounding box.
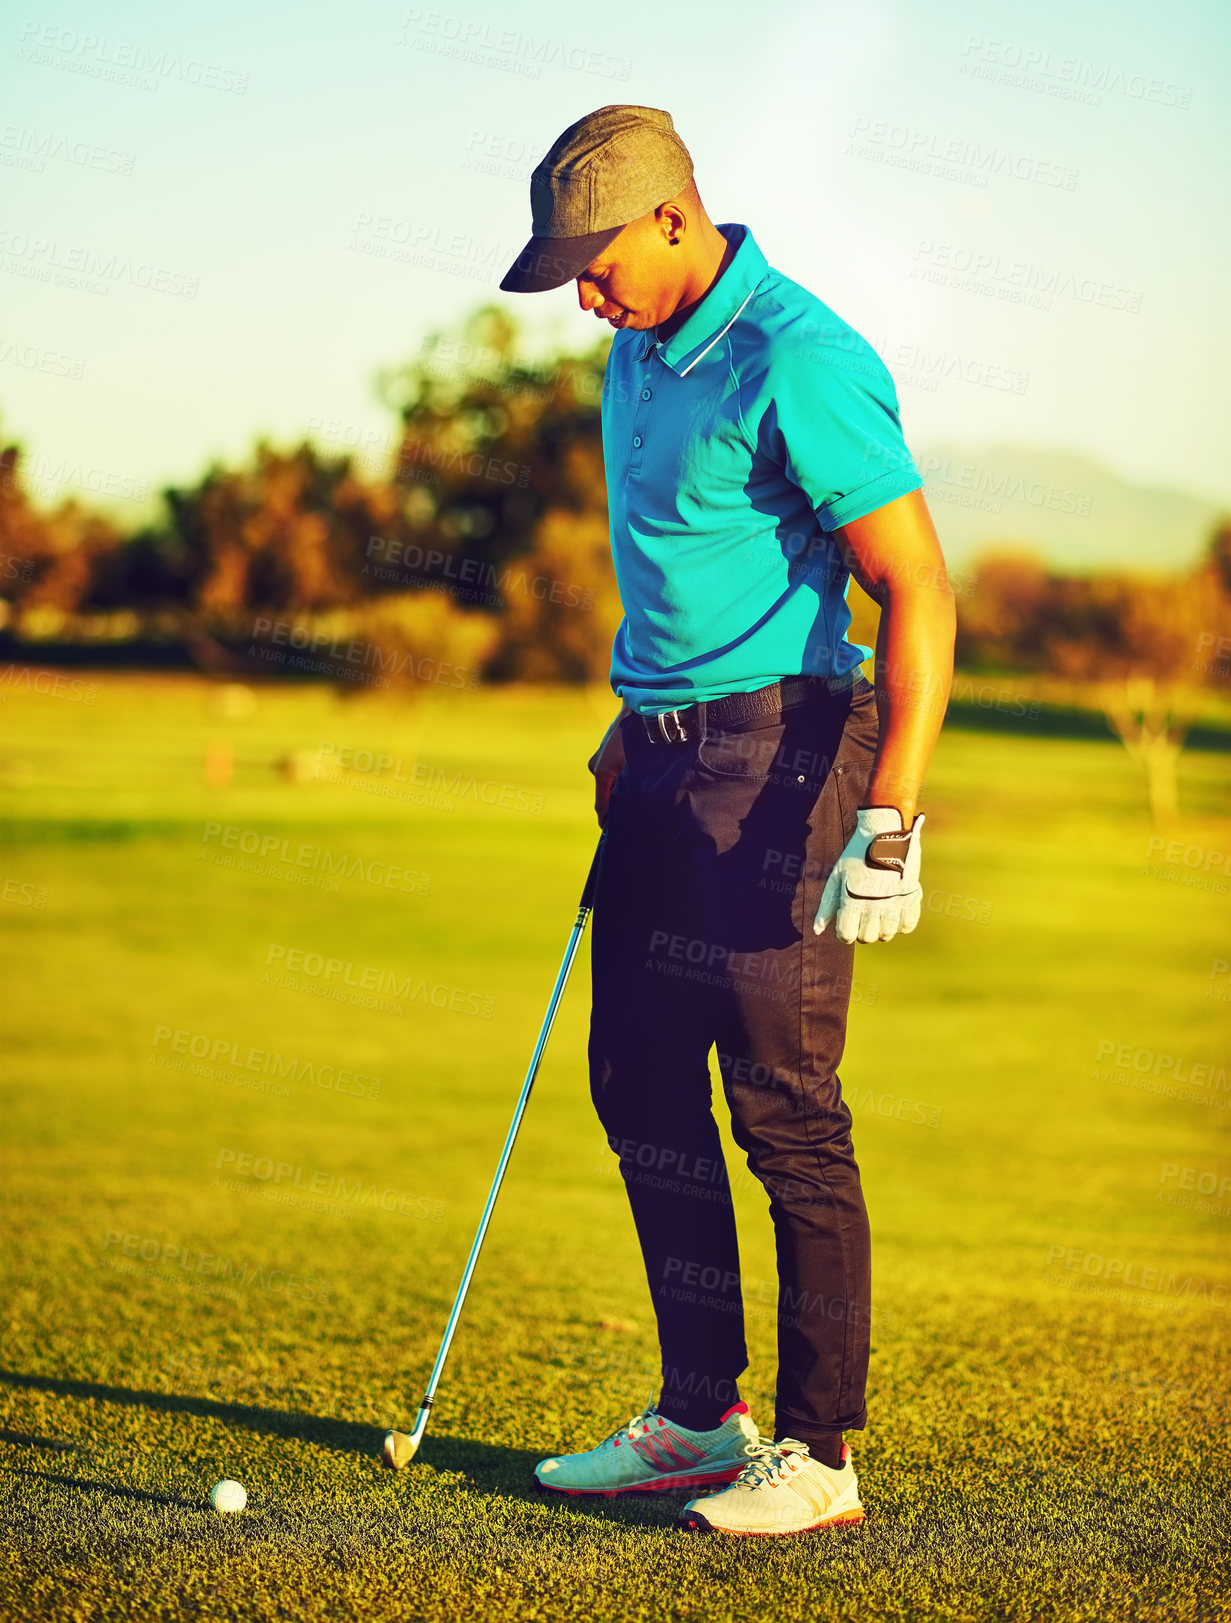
[499,105,693,294]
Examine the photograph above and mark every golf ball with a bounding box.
[209,1478,247,1514]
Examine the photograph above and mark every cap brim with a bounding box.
[499,225,624,293]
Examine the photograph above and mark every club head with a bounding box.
[382,1410,432,1471]
[382,1428,418,1471]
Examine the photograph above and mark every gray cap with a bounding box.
[499,105,693,293]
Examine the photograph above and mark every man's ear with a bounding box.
[655,201,687,244]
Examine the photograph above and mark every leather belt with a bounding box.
[631,670,862,745]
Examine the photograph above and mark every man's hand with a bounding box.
[588,708,628,827]
[813,807,925,944]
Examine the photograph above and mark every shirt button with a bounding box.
[641,388,652,400]
[633,435,642,448]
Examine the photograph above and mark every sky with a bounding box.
[2,0,1228,524]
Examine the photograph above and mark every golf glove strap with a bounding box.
[813,807,925,945]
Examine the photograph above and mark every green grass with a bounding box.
[1,672,1228,1622]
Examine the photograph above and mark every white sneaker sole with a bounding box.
[678,1493,866,1536]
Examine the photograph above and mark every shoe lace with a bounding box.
[734,1437,811,1488]
[598,1402,660,1452]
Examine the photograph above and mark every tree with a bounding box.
[957,527,1231,823]
[375,305,619,681]
[1103,677,1191,826]
[93,440,405,620]
[0,439,126,635]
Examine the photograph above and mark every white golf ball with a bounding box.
[209,1478,247,1514]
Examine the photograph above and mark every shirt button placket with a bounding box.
[628,358,654,477]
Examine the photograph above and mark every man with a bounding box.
[499,105,955,1537]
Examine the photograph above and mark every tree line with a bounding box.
[1,304,1227,704]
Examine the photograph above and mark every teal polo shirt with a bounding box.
[601,222,923,715]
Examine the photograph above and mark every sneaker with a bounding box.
[677,1438,865,1536]
[534,1401,760,1497]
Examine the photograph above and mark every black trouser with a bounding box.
[588,675,879,1447]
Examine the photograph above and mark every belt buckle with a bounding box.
[655,706,688,744]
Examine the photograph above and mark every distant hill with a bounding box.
[915,444,1225,575]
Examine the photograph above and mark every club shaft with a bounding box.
[412,833,605,1423]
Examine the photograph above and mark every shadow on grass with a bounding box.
[0,1370,689,1531]
[12,1467,198,1510]
[0,1366,383,1458]
[410,1432,703,1532]
[0,1428,78,1453]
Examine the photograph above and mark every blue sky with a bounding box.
[2,0,1227,522]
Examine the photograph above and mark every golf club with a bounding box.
[382,830,607,1470]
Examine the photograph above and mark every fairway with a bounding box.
[1,672,1228,1622]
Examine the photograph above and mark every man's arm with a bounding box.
[834,488,956,822]
[811,488,955,944]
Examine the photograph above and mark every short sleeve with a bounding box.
[761,329,923,532]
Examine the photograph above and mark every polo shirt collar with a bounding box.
[636,223,768,375]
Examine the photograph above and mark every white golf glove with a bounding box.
[813,807,925,944]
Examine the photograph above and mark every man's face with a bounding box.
[575,211,680,331]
